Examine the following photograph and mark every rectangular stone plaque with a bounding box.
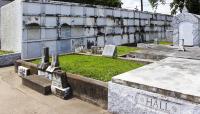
[135,94,181,114]
[52,73,62,88]
[18,66,30,77]
[102,45,117,57]
[38,70,46,76]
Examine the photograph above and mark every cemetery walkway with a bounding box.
[0,66,109,114]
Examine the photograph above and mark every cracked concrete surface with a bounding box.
[0,67,109,114]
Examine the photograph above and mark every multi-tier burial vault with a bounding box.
[1,0,172,59]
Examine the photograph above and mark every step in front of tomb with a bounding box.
[22,75,51,95]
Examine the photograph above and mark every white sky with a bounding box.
[122,0,173,14]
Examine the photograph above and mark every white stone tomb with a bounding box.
[109,57,200,114]
[172,7,200,46]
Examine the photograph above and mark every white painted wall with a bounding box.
[1,0,22,52]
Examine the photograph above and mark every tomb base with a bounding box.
[51,85,72,99]
[108,82,200,114]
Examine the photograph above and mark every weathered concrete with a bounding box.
[1,0,22,52]
[137,44,200,60]
[0,0,12,48]
[22,74,52,95]
[109,57,200,114]
[1,1,173,59]
[67,72,108,109]
[0,53,21,67]
[0,67,109,114]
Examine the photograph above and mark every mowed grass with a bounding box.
[144,40,173,46]
[117,46,139,56]
[159,41,173,45]
[0,50,13,55]
[32,54,144,82]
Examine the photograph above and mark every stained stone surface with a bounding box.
[0,53,21,67]
[108,82,200,114]
[102,45,117,57]
[1,1,172,59]
[109,57,200,114]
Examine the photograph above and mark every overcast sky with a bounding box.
[121,0,173,14]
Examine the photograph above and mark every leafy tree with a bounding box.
[57,0,122,7]
[148,0,200,15]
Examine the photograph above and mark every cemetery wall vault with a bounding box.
[172,12,200,46]
[1,1,173,59]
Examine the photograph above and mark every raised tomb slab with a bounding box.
[108,57,200,114]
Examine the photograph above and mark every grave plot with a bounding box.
[118,44,173,63]
[74,45,140,57]
[15,46,148,109]
[121,52,166,61]
[32,54,145,82]
[14,43,200,112]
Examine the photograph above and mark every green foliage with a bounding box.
[159,41,173,45]
[0,50,13,55]
[57,0,122,7]
[148,0,200,15]
[32,54,144,82]
[117,46,139,56]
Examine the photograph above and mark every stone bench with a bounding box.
[22,75,51,95]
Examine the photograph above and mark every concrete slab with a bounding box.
[0,67,109,114]
[112,57,200,103]
[137,44,200,60]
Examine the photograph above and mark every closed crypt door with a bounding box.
[179,22,194,46]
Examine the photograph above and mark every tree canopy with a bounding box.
[148,0,200,15]
[57,0,122,7]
